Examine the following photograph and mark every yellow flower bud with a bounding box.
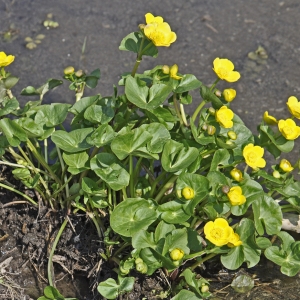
[75,70,84,77]
[223,88,236,102]
[215,90,222,97]
[182,187,195,200]
[162,65,170,74]
[136,262,148,274]
[279,159,294,172]
[138,24,146,30]
[227,232,243,247]
[201,285,209,293]
[208,107,216,116]
[227,130,237,140]
[170,64,182,80]
[207,125,216,136]
[64,66,75,75]
[170,248,184,261]
[273,170,281,178]
[263,111,278,125]
[230,168,243,182]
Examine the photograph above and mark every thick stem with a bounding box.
[154,175,178,203]
[192,100,207,123]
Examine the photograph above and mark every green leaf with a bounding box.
[158,200,191,224]
[0,118,27,146]
[125,76,172,110]
[84,103,114,124]
[141,123,171,153]
[154,221,175,243]
[0,97,19,117]
[63,151,89,171]
[252,194,282,235]
[174,74,202,93]
[161,139,198,173]
[132,230,156,249]
[16,117,44,138]
[210,149,231,171]
[86,124,116,147]
[43,286,64,300]
[111,126,152,160]
[34,103,71,127]
[118,276,135,293]
[110,198,158,237]
[265,241,300,276]
[51,128,93,153]
[85,69,101,88]
[171,289,202,300]
[180,269,201,297]
[119,31,158,57]
[97,278,119,299]
[90,153,129,191]
[3,76,19,89]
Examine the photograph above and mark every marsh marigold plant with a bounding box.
[1,11,300,300]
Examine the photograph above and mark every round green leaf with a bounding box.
[110,198,158,237]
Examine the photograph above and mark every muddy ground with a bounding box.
[0,162,300,299]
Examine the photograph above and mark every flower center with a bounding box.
[218,67,229,78]
[247,152,258,163]
[211,228,223,240]
[283,126,293,135]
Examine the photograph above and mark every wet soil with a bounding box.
[0,163,300,299]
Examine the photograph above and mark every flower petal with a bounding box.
[220,58,235,71]
[214,218,229,228]
[226,71,241,82]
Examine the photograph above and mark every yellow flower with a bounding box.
[263,111,278,125]
[213,58,241,82]
[278,119,300,140]
[279,159,294,172]
[287,96,300,119]
[227,232,243,247]
[145,12,164,24]
[182,186,194,200]
[169,64,182,80]
[144,13,176,47]
[215,106,234,128]
[230,168,243,182]
[223,88,236,102]
[227,186,246,206]
[243,143,266,169]
[204,218,234,247]
[170,248,184,261]
[0,51,15,67]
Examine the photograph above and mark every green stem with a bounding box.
[133,157,143,183]
[180,104,188,126]
[131,36,145,77]
[129,155,134,197]
[209,78,220,91]
[190,253,218,271]
[79,147,99,182]
[56,146,69,203]
[26,139,61,185]
[18,145,51,197]
[154,175,178,203]
[0,182,37,206]
[113,242,131,257]
[48,217,69,286]
[184,249,206,260]
[149,170,167,198]
[173,93,183,125]
[192,100,207,122]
